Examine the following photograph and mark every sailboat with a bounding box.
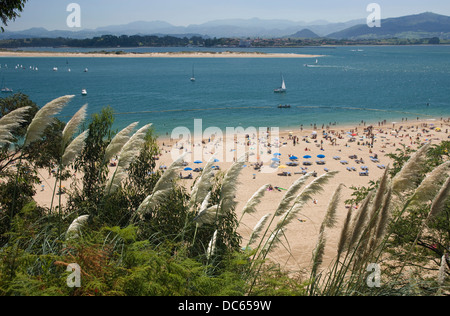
[1,78,13,93]
[274,74,286,93]
[190,64,196,82]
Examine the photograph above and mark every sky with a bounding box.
[5,0,450,31]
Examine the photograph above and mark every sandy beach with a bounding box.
[32,117,450,273]
[0,50,324,59]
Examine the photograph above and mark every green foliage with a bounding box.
[0,0,28,32]
[1,94,449,296]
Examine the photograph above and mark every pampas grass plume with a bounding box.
[248,213,271,247]
[24,95,74,146]
[392,143,431,194]
[66,215,89,239]
[0,106,31,144]
[241,184,270,217]
[62,104,87,147]
[104,122,139,163]
[61,130,88,167]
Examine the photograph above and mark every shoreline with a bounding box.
[155,116,450,144]
[0,50,324,59]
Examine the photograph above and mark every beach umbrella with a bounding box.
[214,158,220,162]
[303,155,312,159]
[273,153,282,156]
[272,158,280,162]
[184,167,193,171]
[194,160,203,164]
[317,154,326,159]
[289,156,298,160]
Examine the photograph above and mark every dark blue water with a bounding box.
[1,46,449,136]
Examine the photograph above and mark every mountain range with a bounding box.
[1,12,449,40]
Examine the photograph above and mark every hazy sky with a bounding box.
[5,0,450,31]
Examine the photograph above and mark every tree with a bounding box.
[429,37,440,45]
[0,0,28,32]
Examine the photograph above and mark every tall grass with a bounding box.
[2,101,448,296]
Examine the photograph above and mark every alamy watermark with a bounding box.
[171,119,281,173]
[66,3,81,28]
[66,263,81,288]
[367,263,381,288]
[367,3,382,28]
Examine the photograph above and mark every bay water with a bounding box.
[1,45,449,136]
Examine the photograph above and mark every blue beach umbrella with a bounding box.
[303,155,312,159]
[290,156,298,160]
[214,158,220,162]
[272,158,280,162]
[184,167,193,171]
[194,160,203,164]
[273,153,282,156]
[317,154,326,159]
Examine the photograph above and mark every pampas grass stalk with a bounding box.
[410,161,450,207]
[276,171,339,232]
[133,152,187,221]
[310,231,326,288]
[274,173,312,216]
[66,215,89,240]
[0,106,31,144]
[347,191,374,252]
[309,185,343,294]
[105,123,152,194]
[239,183,270,223]
[62,104,87,147]
[427,175,450,221]
[206,230,218,261]
[438,254,447,286]
[373,185,393,246]
[188,155,217,210]
[337,206,354,258]
[219,156,245,213]
[103,122,139,163]
[61,130,88,167]
[392,142,431,195]
[320,183,344,233]
[24,95,74,147]
[247,213,271,247]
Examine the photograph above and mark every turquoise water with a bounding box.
[1,46,449,136]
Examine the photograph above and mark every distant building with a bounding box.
[239,40,252,48]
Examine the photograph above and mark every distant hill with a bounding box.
[289,29,320,38]
[2,13,449,40]
[327,12,450,39]
[0,18,361,40]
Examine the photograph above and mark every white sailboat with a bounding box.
[190,64,196,82]
[1,78,13,93]
[274,74,286,93]
[81,89,87,96]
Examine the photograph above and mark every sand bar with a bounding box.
[0,50,324,59]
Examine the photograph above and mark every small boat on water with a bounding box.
[1,87,13,93]
[190,64,196,82]
[81,89,87,96]
[304,59,319,67]
[84,68,88,73]
[1,78,13,93]
[274,74,287,93]
[277,104,291,109]
[53,67,58,72]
